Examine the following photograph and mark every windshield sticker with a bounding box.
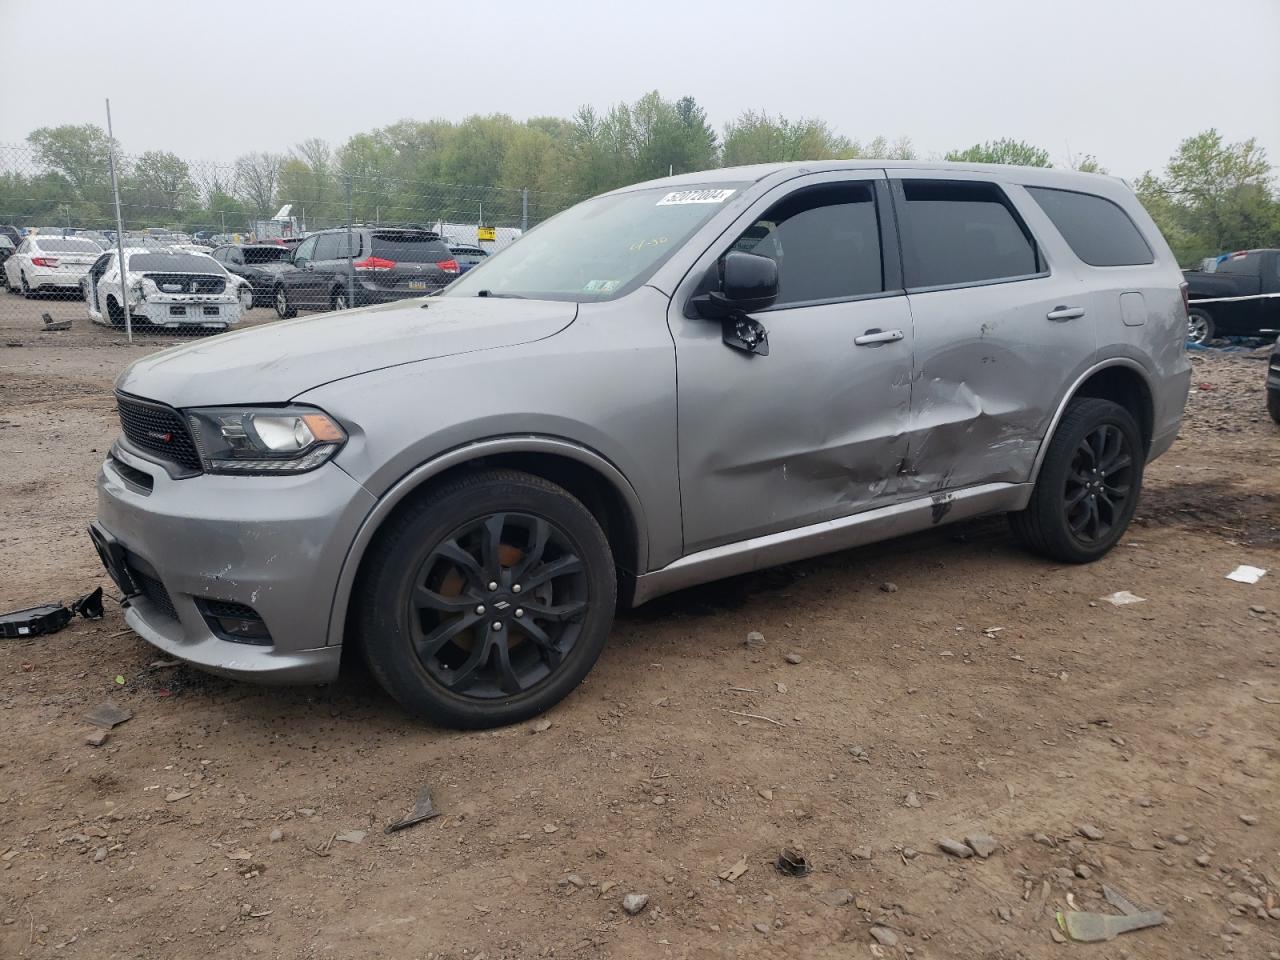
[656,188,736,206]
[628,237,669,252]
[583,279,622,294]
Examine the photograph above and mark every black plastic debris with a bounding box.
[72,587,105,620]
[85,701,132,729]
[42,313,72,331]
[776,848,811,877]
[1,603,72,639]
[385,785,440,834]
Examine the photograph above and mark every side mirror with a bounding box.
[692,251,778,356]
[695,251,778,317]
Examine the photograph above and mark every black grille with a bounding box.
[202,599,258,619]
[116,393,202,471]
[131,568,178,621]
[143,273,227,295]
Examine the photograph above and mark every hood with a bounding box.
[116,295,578,406]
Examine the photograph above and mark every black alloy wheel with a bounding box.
[1062,423,1134,545]
[410,511,588,699]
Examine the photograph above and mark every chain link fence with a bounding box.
[0,141,582,339]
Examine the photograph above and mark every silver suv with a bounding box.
[90,161,1191,728]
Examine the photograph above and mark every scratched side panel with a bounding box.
[901,273,1097,495]
[671,295,915,553]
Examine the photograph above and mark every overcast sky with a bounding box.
[2,0,1277,180]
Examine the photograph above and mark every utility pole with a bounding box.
[105,99,132,343]
[345,176,355,309]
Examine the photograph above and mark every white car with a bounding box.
[3,234,102,297]
[83,247,251,330]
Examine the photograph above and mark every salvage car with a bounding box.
[211,243,292,307]
[271,226,459,317]
[82,247,248,330]
[1182,248,1280,343]
[91,161,1191,728]
[3,233,102,297]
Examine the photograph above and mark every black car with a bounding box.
[447,242,489,274]
[211,243,293,307]
[1183,249,1280,343]
[271,227,459,318]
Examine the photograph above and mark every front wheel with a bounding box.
[332,287,349,312]
[1187,307,1214,345]
[1009,397,1144,563]
[274,285,296,319]
[20,272,33,299]
[1268,388,1280,426]
[355,469,617,728]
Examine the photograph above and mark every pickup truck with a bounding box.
[1182,248,1280,343]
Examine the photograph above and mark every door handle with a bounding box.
[1046,305,1085,322]
[854,328,904,346]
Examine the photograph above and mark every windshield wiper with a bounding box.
[476,289,526,299]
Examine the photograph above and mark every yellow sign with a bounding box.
[477,226,496,242]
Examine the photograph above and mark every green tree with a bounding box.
[128,150,195,220]
[944,138,1051,167]
[27,124,115,197]
[721,111,856,165]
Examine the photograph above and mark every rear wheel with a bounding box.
[356,469,617,728]
[1187,307,1214,345]
[1009,398,1144,563]
[274,285,296,319]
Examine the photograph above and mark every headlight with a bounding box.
[184,406,347,474]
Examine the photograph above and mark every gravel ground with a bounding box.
[1,291,1278,960]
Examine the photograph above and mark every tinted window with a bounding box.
[371,232,449,263]
[127,252,222,273]
[1026,187,1153,267]
[293,235,318,262]
[243,246,288,265]
[34,237,101,254]
[899,180,1040,288]
[732,181,883,306]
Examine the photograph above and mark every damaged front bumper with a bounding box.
[129,292,243,327]
[92,443,376,684]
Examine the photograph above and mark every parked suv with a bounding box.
[91,162,1190,728]
[271,226,459,317]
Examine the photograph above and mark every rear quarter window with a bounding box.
[1025,187,1153,267]
[372,232,450,263]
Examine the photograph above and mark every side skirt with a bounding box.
[630,481,1032,606]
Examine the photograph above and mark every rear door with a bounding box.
[370,231,454,295]
[891,172,1096,494]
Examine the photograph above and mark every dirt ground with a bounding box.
[1,293,1278,960]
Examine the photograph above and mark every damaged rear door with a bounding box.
[890,172,1096,495]
[670,171,915,553]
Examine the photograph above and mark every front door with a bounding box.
[283,234,321,306]
[86,252,112,320]
[890,172,1097,494]
[669,173,915,554]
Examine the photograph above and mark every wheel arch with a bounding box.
[327,436,649,649]
[1030,358,1155,484]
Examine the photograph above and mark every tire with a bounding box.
[1268,388,1280,426]
[1009,397,1144,563]
[106,297,125,328]
[1187,307,1214,345]
[238,284,254,312]
[332,287,349,312]
[274,285,296,319]
[20,272,33,299]
[355,469,617,728]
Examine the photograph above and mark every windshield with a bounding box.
[446,183,745,301]
[128,252,221,273]
[243,246,289,265]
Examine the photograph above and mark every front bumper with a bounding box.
[94,443,377,684]
[131,295,243,327]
